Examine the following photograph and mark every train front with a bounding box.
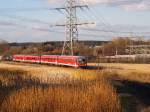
[77,56,87,68]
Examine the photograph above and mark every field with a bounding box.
[0,62,121,112]
[94,63,150,112]
[0,62,150,112]
[93,63,150,83]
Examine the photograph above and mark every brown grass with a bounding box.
[0,63,122,112]
[91,63,150,83]
[1,81,121,112]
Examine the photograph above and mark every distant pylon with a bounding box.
[62,0,78,55]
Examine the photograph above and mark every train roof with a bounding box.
[58,55,86,59]
[13,55,39,57]
[42,55,59,57]
[30,55,86,58]
[13,55,86,58]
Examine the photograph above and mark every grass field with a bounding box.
[0,62,150,112]
[0,62,121,112]
[94,63,150,112]
[97,63,150,83]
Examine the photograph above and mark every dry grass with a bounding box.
[0,63,122,112]
[1,81,121,112]
[100,63,150,73]
[91,63,150,83]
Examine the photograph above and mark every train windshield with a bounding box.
[77,58,87,64]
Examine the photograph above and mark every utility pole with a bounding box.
[129,32,134,55]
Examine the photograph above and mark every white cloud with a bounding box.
[121,1,150,11]
[83,0,150,11]
[46,0,150,11]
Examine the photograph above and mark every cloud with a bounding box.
[46,0,150,11]
[121,1,150,11]
[83,0,150,11]
[0,21,17,26]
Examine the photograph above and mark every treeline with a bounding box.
[93,38,150,63]
[0,41,107,57]
[94,37,150,56]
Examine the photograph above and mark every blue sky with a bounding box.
[0,0,150,42]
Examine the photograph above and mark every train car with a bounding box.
[13,55,25,62]
[57,56,87,68]
[41,55,87,68]
[13,55,40,63]
[2,55,13,61]
[12,55,87,68]
[23,55,40,63]
[41,55,58,64]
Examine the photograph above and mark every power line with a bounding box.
[80,27,150,35]
[0,20,108,38]
[0,14,149,38]
[0,14,50,25]
[2,11,149,36]
[1,14,149,36]
[1,18,150,39]
[0,7,49,12]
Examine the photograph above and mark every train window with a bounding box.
[78,58,86,64]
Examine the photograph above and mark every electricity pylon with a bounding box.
[54,0,94,55]
[62,0,78,55]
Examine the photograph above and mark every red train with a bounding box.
[13,55,87,68]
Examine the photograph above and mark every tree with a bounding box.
[0,39,9,55]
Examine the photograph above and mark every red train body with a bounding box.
[13,55,87,68]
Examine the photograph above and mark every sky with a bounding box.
[0,0,150,42]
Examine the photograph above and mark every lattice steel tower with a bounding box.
[54,0,93,55]
[62,0,78,55]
